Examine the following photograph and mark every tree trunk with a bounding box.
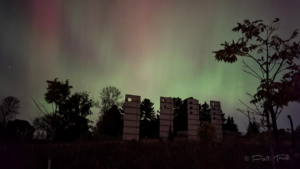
[287,115,295,137]
[247,110,251,137]
[266,112,276,169]
[270,108,282,154]
[1,112,9,126]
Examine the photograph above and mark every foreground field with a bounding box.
[0,139,299,169]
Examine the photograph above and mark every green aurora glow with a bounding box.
[0,0,300,133]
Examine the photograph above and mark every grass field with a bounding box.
[0,137,299,169]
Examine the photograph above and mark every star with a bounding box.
[9,66,10,68]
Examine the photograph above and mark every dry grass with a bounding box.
[0,138,299,169]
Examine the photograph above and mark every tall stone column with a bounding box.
[123,94,140,141]
[210,100,223,141]
[159,97,173,139]
[187,98,199,140]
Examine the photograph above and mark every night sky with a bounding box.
[1,0,300,133]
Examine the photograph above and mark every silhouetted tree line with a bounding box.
[1,79,241,142]
[223,116,239,132]
[2,119,35,139]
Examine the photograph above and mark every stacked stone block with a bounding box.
[123,95,140,141]
[159,97,173,138]
[210,100,223,141]
[187,98,199,140]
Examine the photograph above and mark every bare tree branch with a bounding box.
[237,108,257,122]
[238,99,264,116]
[246,53,267,73]
[260,65,265,79]
[41,103,49,114]
[242,69,263,80]
[242,60,263,80]
[276,109,283,120]
[31,98,47,116]
[246,92,264,115]
[269,60,278,73]
[277,65,289,75]
[271,56,287,82]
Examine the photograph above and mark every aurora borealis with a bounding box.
[1,0,300,133]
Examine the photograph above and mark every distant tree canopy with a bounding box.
[199,101,227,131]
[32,115,52,140]
[0,96,20,129]
[173,97,183,116]
[96,105,123,137]
[221,111,226,126]
[173,98,191,135]
[98,86,123,115]
[140,98,158,138]
[34,78,96,141]
[199,101,210,124]
[172,97,184,136]
[246,122,260,135]
[223,116,239,132]
[3,119,35,139]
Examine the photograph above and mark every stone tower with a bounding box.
[123,94,140,141]
[210,100,223,141]
[186,98,199,140]
[159,97,173,139]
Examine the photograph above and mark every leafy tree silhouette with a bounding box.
[98,86,123,115]
[97,105,123,137]
[34,78,96,142]
[32,115,53,140]
[140,98,155,138]
[199,101,210,125]
[213,19,300,149]
[4,119,35,140]
[173,97,183,116]
[199,101,226,130]
[172,97,183,136]
[173,98,189,136]
[223,116,239,132]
